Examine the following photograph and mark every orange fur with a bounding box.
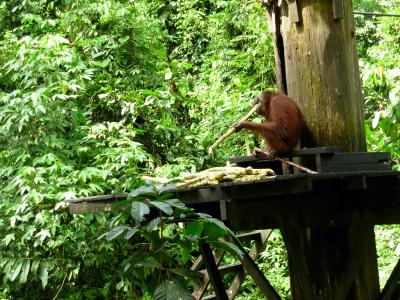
[237,91,303,153]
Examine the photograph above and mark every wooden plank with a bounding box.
[380,258,400,300]
[366,173,400,189]
[317,163,391,173]
[342,174,367,190]
[229,147,340,165]
[227,230,272,299]
[69,201,114,214]
[228,184,400,229]
[235,231,262,243]
[219,200,228,221]
[174,186,227,204]
[202,295,217,300]
[232,240,281,300]
[217,263,243,275]
[192,249,225,299]
[198,243,229,300]
[320,152,391,165]
[316,152,391,173]
[289,147,342,156]
[67,193,128,203]
[222,176,312,200]
[226,268,246,300]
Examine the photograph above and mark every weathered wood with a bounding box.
[230,149,390,175]
[229,147,341,165]
[215,263,243,275]
[315,152,391,173]
[333,224,376,300]
[227,230,272,299]
[254,147,318,174]
[232,237,281,300]
[234,231,262,243]
[192,249,225,299]
[226,173,400,229]
[380,257,400,300]
[226,268,246,300]
[288,0,300,23]
[194,230,272,300]
[67,170,400,228]
[266,3,287,93]
[332,0,344,19]
[279,222,314,299]
[280,223,379,300]
[198,243,229,300]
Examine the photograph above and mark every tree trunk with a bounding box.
[269,0,365,152]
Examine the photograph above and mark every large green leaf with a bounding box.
[150,201,173,215]
[185,221,204,237]
[203,218,232,239]
[129,185,158,199]
[165,198,186,209]
[104,226,128,241]
[208,240,244,259]
[153,280,195,300]
[131,201,150,225]
[125,228,139,240]
[19,260,30,284]
[9,261,22,282]
[39,262,48,289]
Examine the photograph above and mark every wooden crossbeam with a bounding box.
[231,233,281,300]
[227,230,272,299]
[198,243,229,300]
[193,230,278,300]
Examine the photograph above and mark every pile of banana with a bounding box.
[143,166,275,188]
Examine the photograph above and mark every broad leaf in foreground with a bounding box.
[153,280,195,300]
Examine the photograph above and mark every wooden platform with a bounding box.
[175,170,400,229]
[68,148,400,230]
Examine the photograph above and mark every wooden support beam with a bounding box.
[227,230,272,299]
[232,236,281,300]
[198,243,229,300]
[192,249,225,300]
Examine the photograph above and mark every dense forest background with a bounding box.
[0,0,399,299]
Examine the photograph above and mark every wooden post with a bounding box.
[265,1,379,299]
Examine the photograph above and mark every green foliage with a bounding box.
[98,184,242,298]
[353,0,384,56]
[2,0,399,298]
[376,225,400,288]
[0,0,169,298]
[357,3,400,168]
[0,0,273,297]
